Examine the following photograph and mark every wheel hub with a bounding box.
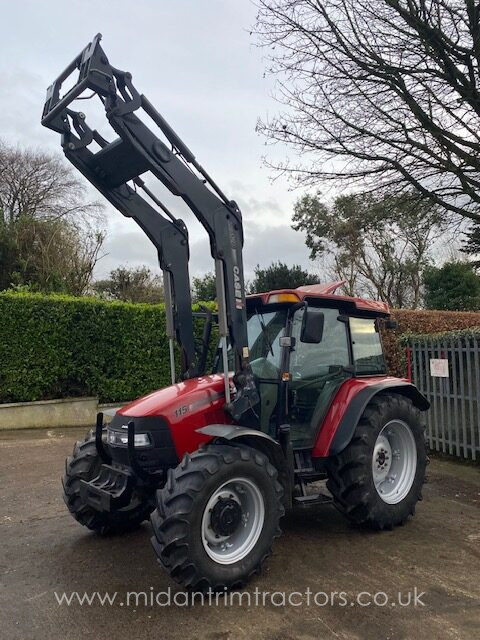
[201,477,265,565]
[373,435,392,480]
[210,497,242,536]
[371,420,417,505]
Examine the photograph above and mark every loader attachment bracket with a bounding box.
[42,34,114,134]
[42,34,259,419]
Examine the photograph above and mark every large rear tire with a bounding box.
[326,394,427,530]
[63,432,153,535]
[150,444,284,592]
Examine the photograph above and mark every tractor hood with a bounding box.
[116,375,231,458]
[118,374,228,419]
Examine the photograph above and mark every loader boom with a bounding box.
[41,34,259,419]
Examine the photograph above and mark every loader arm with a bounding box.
[41,34,259,420]
[64,136,197,380]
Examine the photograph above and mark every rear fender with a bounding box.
[313,379,429,458]
[197,424,292,507]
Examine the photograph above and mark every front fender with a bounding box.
[197,424,293,507]
[313,378,429,458]
[196,424,286,470]
[197,424,277,443]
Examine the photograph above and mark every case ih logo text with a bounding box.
[233,265,243,309]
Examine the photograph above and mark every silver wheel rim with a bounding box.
[372,420,417,505]
[201,477,265,565]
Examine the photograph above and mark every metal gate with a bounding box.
[409,335,480,460]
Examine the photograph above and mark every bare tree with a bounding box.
[0,140,104,294]
[255,0,480,224]
[0,141,99,224]
[9,218,105,296]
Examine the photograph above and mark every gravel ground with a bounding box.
[0,427,479,640]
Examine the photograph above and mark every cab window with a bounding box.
[288,307,350,446]
[349,317,386,375]
[290,307,350,379]
[216,308,286,380]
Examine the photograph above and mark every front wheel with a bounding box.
[326,394,427,530]
[150,444,284,592]
[63,432,154,535]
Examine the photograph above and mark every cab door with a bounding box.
[287,307,351,447]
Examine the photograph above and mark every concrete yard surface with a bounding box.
[0,428,479,640]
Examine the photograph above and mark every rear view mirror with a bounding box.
[300,310,324,343]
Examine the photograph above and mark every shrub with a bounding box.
[382,308,480,377]
[0,291,214,404]
[2,291,479,403]
[404,327,480,343]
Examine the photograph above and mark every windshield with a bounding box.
[216,308,287,379]
[248,309,287,377]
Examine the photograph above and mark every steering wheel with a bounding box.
[250,357,280,380]
[289,367,346,392]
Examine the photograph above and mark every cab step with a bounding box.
[293,493,333,507]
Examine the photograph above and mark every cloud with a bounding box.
[2,0,317,285]
[96,215,315,284]
[188,219,314,283]
[96,226,158,278]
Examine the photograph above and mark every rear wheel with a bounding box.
[326,394,427,530]
[150,444,284,591]
[63,432,153,535]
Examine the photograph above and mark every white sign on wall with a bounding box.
[430,358,449,378]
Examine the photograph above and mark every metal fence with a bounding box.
[410,335,480,461]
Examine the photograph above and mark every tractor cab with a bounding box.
[217,283,389,448]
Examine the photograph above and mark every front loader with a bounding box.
[42,35,429,592]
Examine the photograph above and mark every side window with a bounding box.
[290,308,350,379]
[349,317,386,375]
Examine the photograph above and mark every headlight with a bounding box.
[107,429,151,448]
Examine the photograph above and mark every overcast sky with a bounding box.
[1,0,317,282]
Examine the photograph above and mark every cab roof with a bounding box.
[246,281,390,316]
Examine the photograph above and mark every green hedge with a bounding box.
[401,326,480,343]
[3,291,480,404]
[0,291,215,404]
[382,308,480,377]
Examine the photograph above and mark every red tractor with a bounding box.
[43,35,429,592]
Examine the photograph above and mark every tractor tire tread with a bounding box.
[63,434,153,535]
[326,393,427,531]
[150,444,284,592]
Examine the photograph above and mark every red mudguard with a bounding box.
[312,376,428,458]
